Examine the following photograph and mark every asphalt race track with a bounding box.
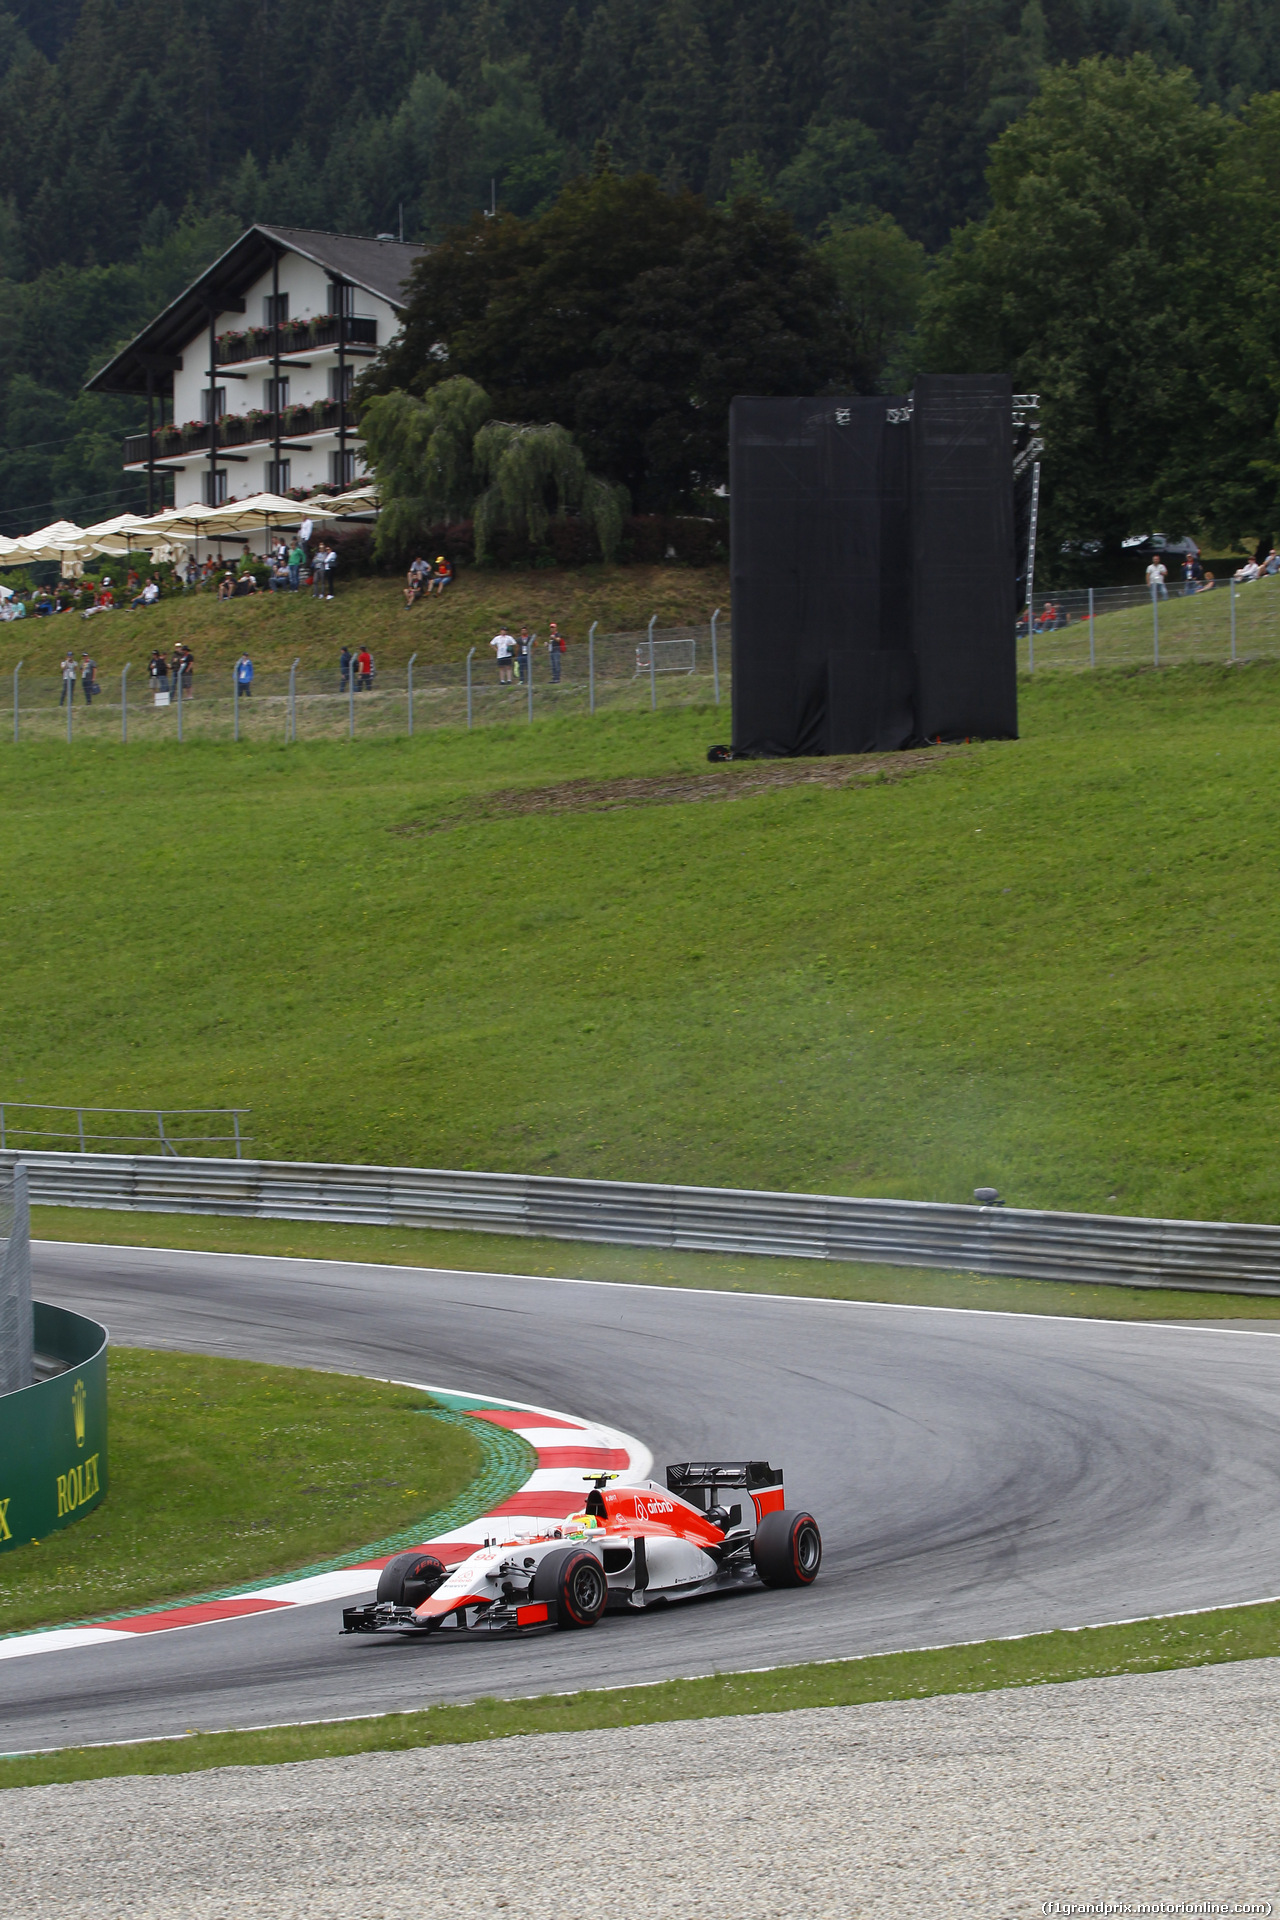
[5,1240,1280,1754]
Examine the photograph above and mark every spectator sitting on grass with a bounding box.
[1263,549,1280,576]
[1233,557,1261,583]
[269,559,290,592]
[428,554,452,595]
[130,577,159,608]
[1200,571,1216,591]
[404,556,428,607]
[218,569,236,601]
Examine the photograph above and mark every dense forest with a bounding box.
[6,0,1280,543]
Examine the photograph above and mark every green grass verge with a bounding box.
[32,1206,1280,1320]
[0,1350,494,1636]
[4,1596,1279,1784]
[8,662,1280,1222]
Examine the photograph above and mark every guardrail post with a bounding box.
[407,651,417,736]
[527,633,535,723]
[466,646,475,729]
[176,662,183,741]
[233,1111,242,1159]
[711,608,721,705]
[348,655,355,739]
[1230,576,1237,663]
[648,613,657,711]
[1088,590,1094,670]
[121,662,130,742]
[12,659,21,745]
[588,621,597,713]
[1152,584,1159,668]
[288,656,299,742]
[1,1104,6,1148]
[67,663,73,743]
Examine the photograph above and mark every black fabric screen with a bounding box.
[729,379,1017,757]
[909,374,1017,743]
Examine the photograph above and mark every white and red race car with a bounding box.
[342,1461,822,1636]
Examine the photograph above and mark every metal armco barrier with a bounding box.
[9,1149,1280,1297]
[0,1301,109,1553]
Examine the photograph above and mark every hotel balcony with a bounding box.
[124,400,358,469]
[213,313,377,368]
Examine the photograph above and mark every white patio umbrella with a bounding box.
[16,519,88,560]
[302,485,379,518]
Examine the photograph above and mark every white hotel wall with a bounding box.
[168,252,401,509]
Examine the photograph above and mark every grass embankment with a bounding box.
[5,1596,1279,1784]
[1034,571,1280,671]
[4,662,1280,1222]
[32,1208,1280,1321]
[0,1352,488,1637]
[0,562,730,678]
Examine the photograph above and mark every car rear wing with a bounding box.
[665,1461,786,1528]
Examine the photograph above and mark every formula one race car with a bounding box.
[342,1461,821,1637]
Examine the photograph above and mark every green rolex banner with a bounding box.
[0,1302,109,1552]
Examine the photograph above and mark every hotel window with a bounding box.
[203,469,228,505]
[201,386,226,423]
[266,459,292,493]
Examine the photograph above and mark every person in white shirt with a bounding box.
[1233,557,1262,583]
[1145,557,1168,599]
[491,626,515,683]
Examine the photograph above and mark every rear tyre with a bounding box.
[752,1510,822,1588]
[531,1546,608,1628]
[377,1551,448,1608]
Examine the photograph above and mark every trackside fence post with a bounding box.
[1088,589,1094,669]
[407,651,417,736]
[67,663,73,743]
[348,658,355,739]
[12,660,20,744]
[711,608,721,705]
[648,613,657,711]
[588,621,597,713]
[528,632,534,723]
[466,646,475,728]
[121,663,130,743]
[1028,599,1034,674]
[1231,578,1237,663]
[176,663,183,742]
[1152,585,1159,668]
[233,664,239,741]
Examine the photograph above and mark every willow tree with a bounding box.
[359,376,492,558]
[472,419,627,562]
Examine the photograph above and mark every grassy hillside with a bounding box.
[2,660,1279,1222]
[0,564,731,679]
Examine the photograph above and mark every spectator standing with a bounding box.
[81,653,97,704]
[355,646,373,691]
[339,645,352,692]
[288,540,304,590]
[514,625,531,683]
[184,557,199,590]
[1146,556,1168,599]
[178,645,194,695]
[58,651,77,705]
[491,625,515,683]
[321,542,337,599]
[235,543,256,578]
[547,621,565,682]
[1183,554,1197,595]
[149,649,169,693]
[236,653,254,696]
[312,544,328,598]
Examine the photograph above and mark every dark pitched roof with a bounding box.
[86,225,425,398]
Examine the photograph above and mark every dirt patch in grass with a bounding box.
[395,745,967,834]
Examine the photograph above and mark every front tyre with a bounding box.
[531,1546,608,1627]
[376,1551,448,1608]
[752,1510,822,1588]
